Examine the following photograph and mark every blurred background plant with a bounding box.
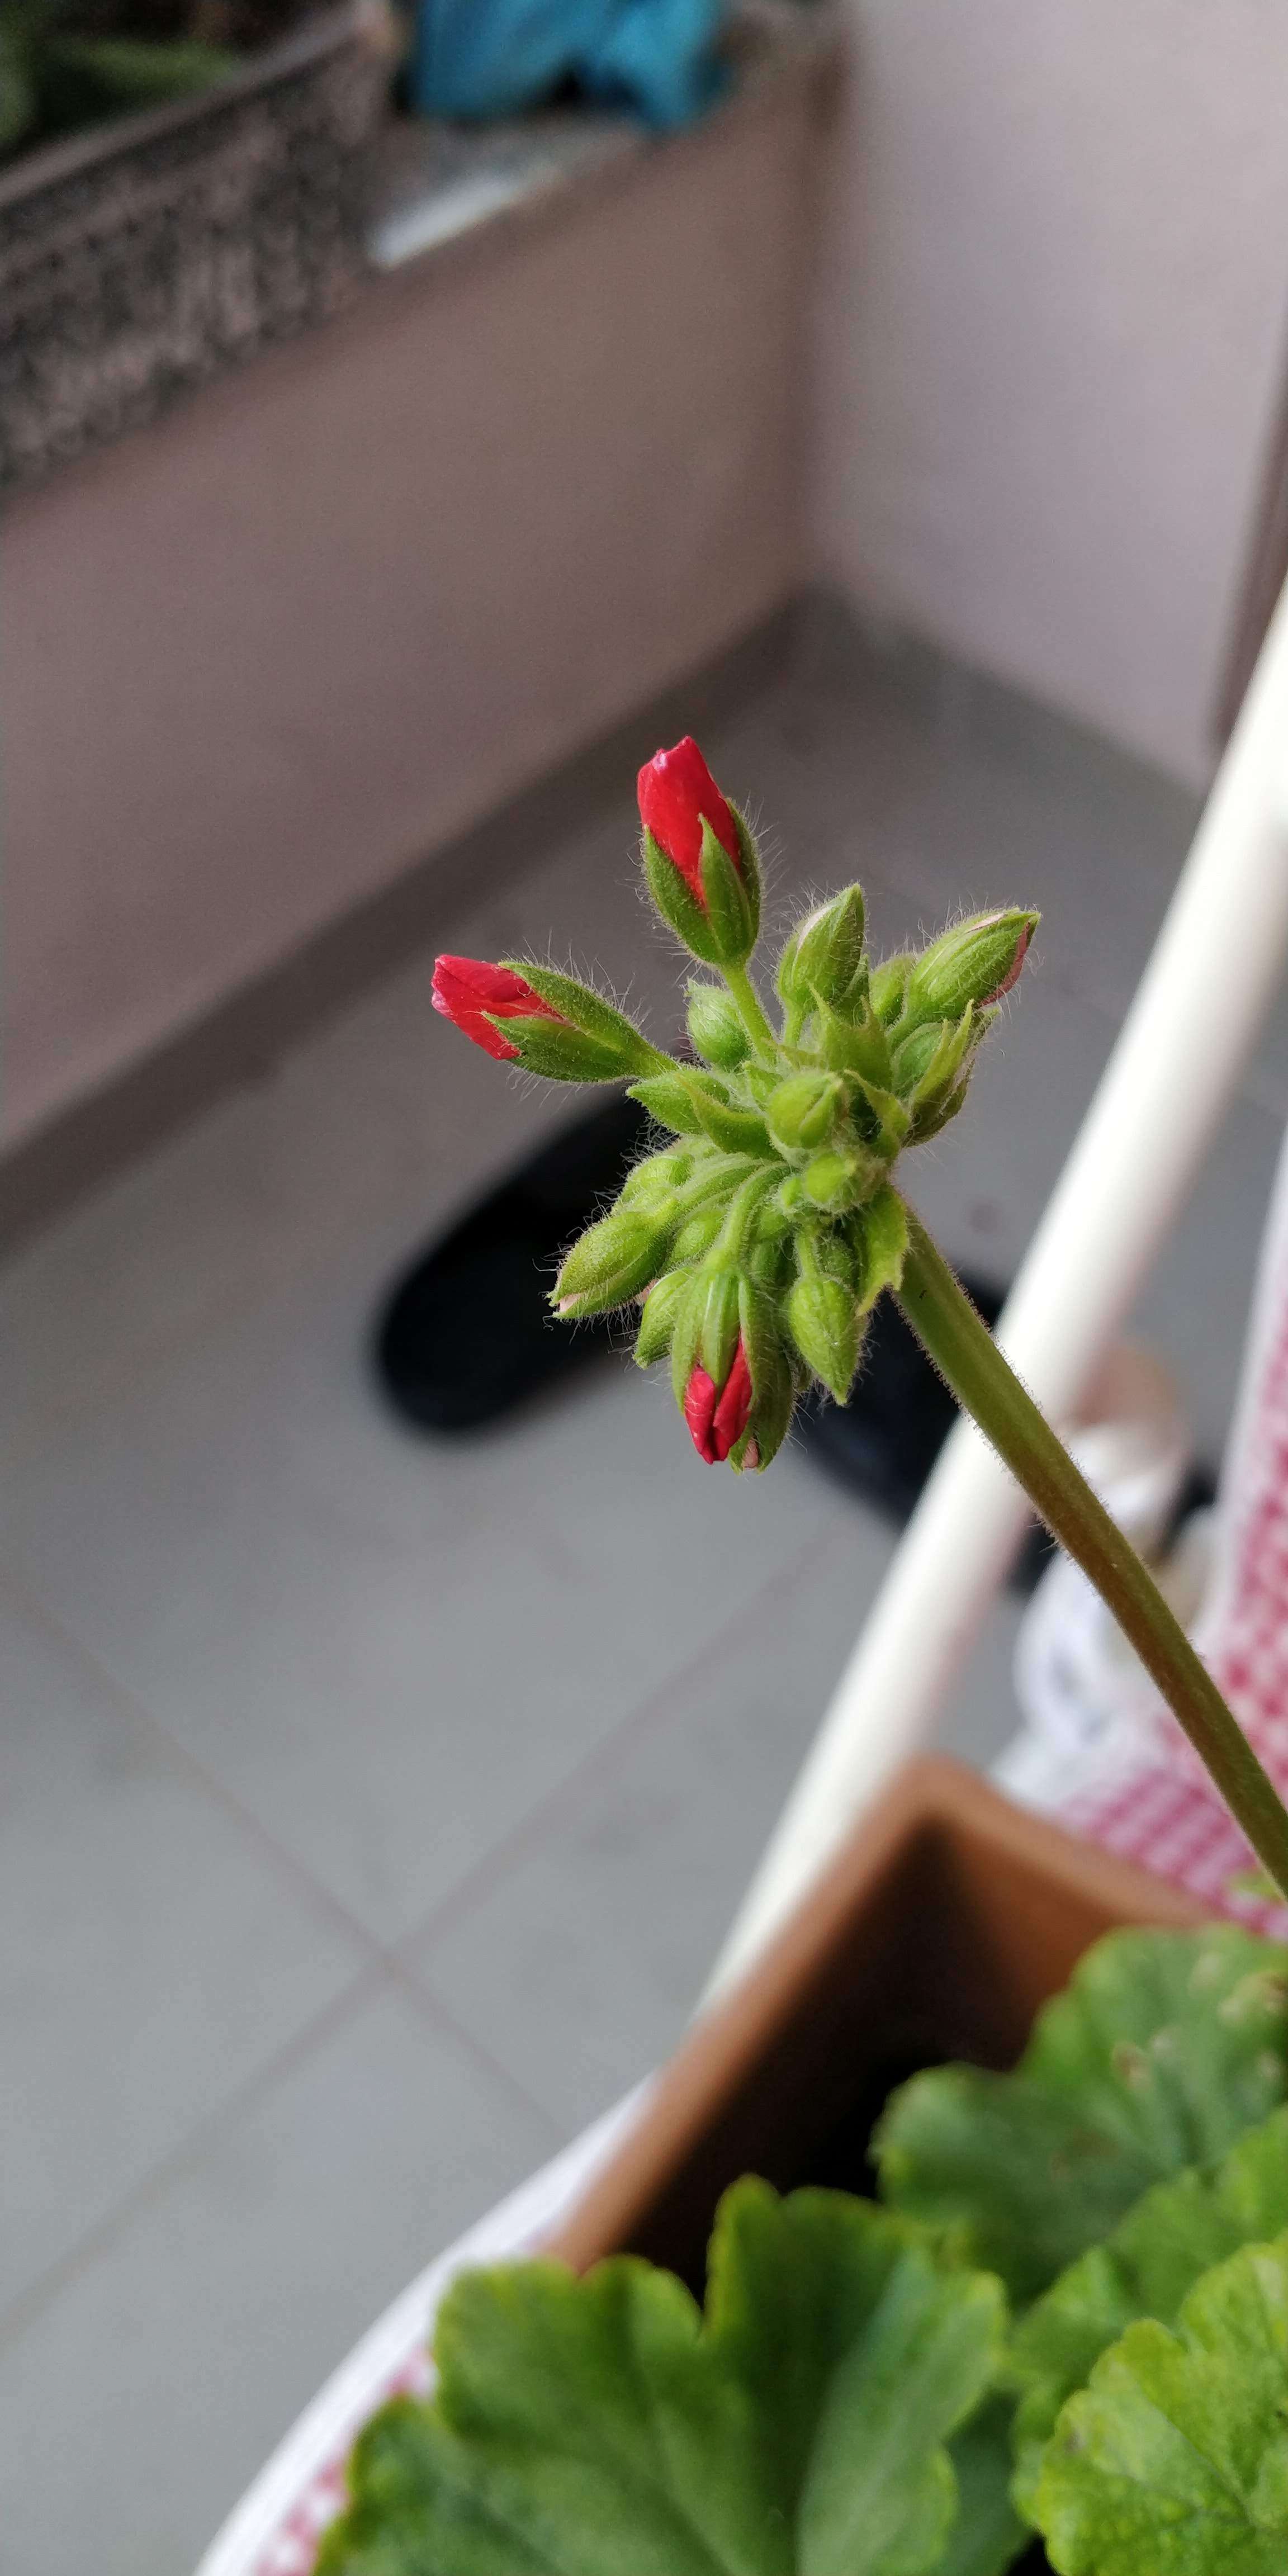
[0,0,320,158]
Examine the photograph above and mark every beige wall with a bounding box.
[811,0,1288,785]
[2,54,818,1148]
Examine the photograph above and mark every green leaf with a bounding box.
[1036,2233,1288,2575]
[321,2181,1005,2576]
[877,1926,1288,2307]
[937,2399,1030,2576]
[1010,2106,1288,2516]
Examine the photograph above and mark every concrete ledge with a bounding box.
[2,6,835,1160]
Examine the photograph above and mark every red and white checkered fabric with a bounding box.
[1044,1137,1288,1940]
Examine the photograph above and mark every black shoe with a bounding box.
[372,1092,652,1432]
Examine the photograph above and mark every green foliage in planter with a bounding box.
[874,1926,1288,2307]
[319,1923,1288,2576]
[0,0,316,158]
[319,2180,1008,2576]
[1038,2234,1288,2574]
[1008,2103,1288,2517]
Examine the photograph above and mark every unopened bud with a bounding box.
[902,911,1038,1027]
[490,961,666,1081]
[870,955,912,1025]
[686,983,750,1070]
[633,1266,692,1368]
[766,1071,844,1155]
[671,1204,727,1265]
[777,884,866,1012]
[552,1208,671,1318]
[638,740,761,970]
[785,1260,861,1403]
[802,1147,882,1213]
[619,1150,692,1209]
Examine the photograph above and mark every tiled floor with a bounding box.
[3,626,1284,2574]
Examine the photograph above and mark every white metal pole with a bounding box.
[707,578,1288,2002]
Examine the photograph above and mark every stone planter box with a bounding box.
[0,2,386,494]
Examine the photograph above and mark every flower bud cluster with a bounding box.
[433,737,1037,1470]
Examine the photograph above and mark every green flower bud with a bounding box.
[633,1265,692,1367]
[618,1149,692,1209]
[785,1253,861,1403]
[671,1203,726,1264]
[853,1182,909,1311]
[765,1070,844,1155]
[552,1207,672,1318]
[802,1149,873,1214]
[776,884,866,1012]
[685,982,750,1070]
[902,910,1038,1028]
[870,955,912,1025]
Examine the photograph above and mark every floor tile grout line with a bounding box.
[0,1957,394,2354]
[0,1559,391,1973]
[383,1957,567,2152]
[393,1508,865,1966]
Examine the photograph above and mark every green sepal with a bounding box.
[641,825,725,965]
[911,1078,972,1145]
[765,1071,844,1155]
[633,1266,694,1368]
[851,1076,912,1159]
[502,963,665,1073]
[896,1007,981,1139]
[628,1072,714,1136]
[693,1265,743,1383]
[489,1017,650,1082]
[729,1277,796,1471]
[785,1254,862,1401]
[699,816,759,970]
[816,995,895,1089]
[686,982,750,1069]
[902,911,1038,1029]
[689,1087,774,1159]
[871,954,913,1024]
[854,1184,910,1310]
[777,884,867,1011]
[552,1207,673,1317]
[629,1071,771,1158]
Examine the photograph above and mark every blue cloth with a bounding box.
[410,0,726,131]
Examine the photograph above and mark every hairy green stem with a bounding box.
[896,1201,1288,1904]
[723,963,779,1062]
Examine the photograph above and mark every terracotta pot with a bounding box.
[551,1756,1208,2570]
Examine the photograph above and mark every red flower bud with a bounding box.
[432,956,566,1062]
[683,1336,754,1464]
[637,737,741,906]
